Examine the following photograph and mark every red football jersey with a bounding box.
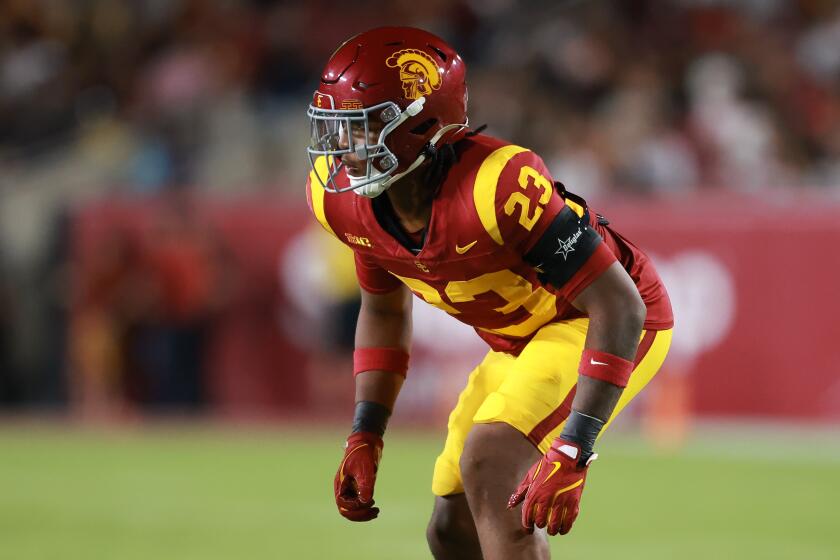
[306,134,673,355]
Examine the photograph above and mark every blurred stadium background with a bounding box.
[1,0,839,558]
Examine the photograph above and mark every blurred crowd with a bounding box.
[1,0,839,410]
[1,0,838,198]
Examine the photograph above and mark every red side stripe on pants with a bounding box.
[632,330,656,369]
[526,386,577,446]
[525,330,658,447]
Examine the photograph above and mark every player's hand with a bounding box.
[507,438,596,535]
[334,432,383,522]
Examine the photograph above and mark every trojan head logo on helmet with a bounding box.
[385,49,443,100]
[307,27,468,198]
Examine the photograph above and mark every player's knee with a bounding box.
[426,499,478,558]
[425,514,460,556]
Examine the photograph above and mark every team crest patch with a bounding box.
[385,49,442,100]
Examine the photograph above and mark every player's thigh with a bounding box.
[431,350,514,496]
[460,421,542,494]
[530,325,673,448]
[470,320,672,452]
[434,323,672,493]
[471,319,589,454]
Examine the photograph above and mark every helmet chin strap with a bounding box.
[352,122,467,198]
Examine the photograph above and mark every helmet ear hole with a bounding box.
[428,45,447,62]
[410,118,438,135]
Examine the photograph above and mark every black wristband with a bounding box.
[559,410,605,465]
[351,401,392,437]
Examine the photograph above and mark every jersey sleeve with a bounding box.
[476,147,616,301]
[475,148,565,252]
[354,252,403,294]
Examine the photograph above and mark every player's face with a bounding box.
[338,119,385,177]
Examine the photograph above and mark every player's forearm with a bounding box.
[351,291,412,434]
[556,307,643,462]
[355,370,404,412]
[563,266,646,460]
[571,307,644,421]
[354,299,411,408]
[569,262,646,421]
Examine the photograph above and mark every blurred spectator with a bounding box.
[68,192,233,416]
[69,223,148,418]
[35,207,74,405]
[0,250,21,405]
[0,0,837,196]
[132,192,231,410]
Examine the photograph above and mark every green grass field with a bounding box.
[1,423,838,560]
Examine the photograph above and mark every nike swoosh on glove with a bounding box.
[507,438,597,535]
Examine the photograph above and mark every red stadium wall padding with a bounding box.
[71,195,312,416]
[70,191,840,421]
[595,192,840,421]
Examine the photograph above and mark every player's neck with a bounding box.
[384,170,433,232]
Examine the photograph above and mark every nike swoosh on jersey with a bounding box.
[455,240,478,254]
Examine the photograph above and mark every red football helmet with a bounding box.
[307,27,468,196]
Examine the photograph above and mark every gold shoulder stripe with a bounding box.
[473,145,529,245]
[565,198,585,218]
[308,156,336,237]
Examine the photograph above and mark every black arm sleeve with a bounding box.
[523,204,604,289]
[351,401,392,437]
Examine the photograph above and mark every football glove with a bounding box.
[507,438,597,535]
[334,431,383,522]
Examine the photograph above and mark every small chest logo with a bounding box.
[414,261,430,273]
[345,233,372,248]
[455,240,478,254]
[385,49,442,100]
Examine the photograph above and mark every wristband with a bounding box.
[559,410,605,465]
[579,348,634,388]
[351,401,392,437]
[353,347,410,377]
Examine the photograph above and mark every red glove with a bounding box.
[507,438,597,535]
[334,432,383,522]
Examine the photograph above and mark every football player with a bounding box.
[305,27,673,559]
